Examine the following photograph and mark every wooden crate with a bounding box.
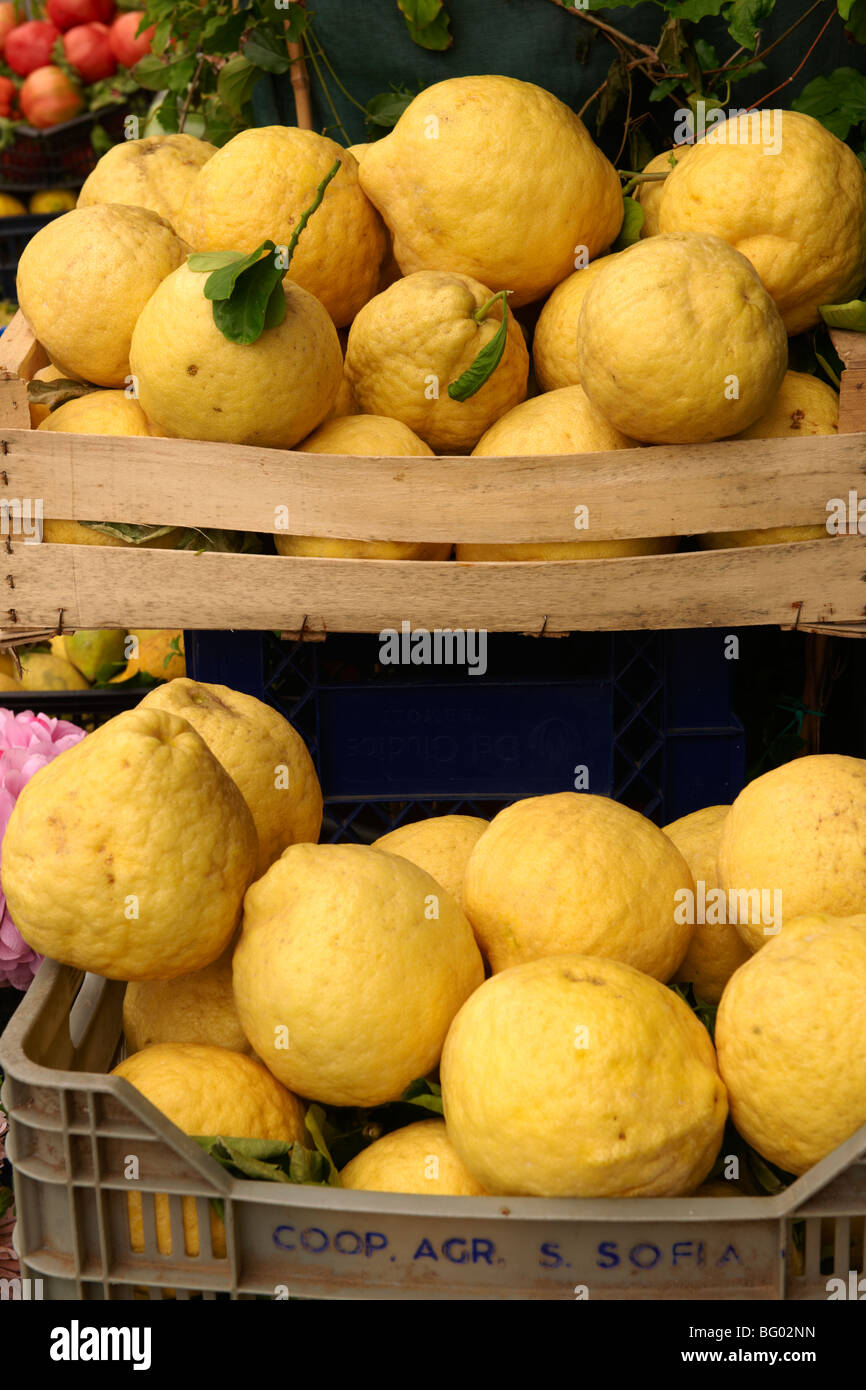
[0,313,864,641]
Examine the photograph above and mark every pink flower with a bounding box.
[0,707,86,989]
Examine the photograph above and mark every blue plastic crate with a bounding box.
[185,629,746,839]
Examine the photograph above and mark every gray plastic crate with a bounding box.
[1,961,865,1301]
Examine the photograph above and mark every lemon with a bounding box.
[0,652,17,678]
[0,193,28,216]
[340,1119,487,1196]
[658,110,866,335]
[64,629,126,683]
[175,127,387,327]
[110,630,185,683]
[635,147,684,238]
[373,815,488,907]
[663,805,750,1003]
[324,372,358,420]
[77,134,217,232]
[718,754,866,953]
[18,652,90,691]
[532,255,619,392]
[277,414,450,561]
[16,205,186,387]
[112,1042,306,1257]
[345,270,529,453]
[577,235,788,444]
[715,914,866,1173]
[0,707,257,980]
[463,792,694,980]
[41,521,180,548]
[702,371,839,550]
[28,363,68,428]
[441,954,727,1197]
[359,75,622,307]
[38,390,154,437]
[138,678,322,879]
[123,942,251,1055]
[233,843,484,1108]
[29,189,77,215]
[0,672,21,692]
[130,262,342,447]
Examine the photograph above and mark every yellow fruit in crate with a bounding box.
[359,75,623,307]
[0,652,16,679]
[48,635,66,661]
[139,678,322,878]
[663,804,750,1003]
[38,390,154,437]
[340,1120,487,1196]
[16,204,186,387]
[130,263,343,447]
[459,386,671,563]
[112,1043,306,1257]
[702,371,839,550]
[277,414,450,561]
[0,707,257,980]
[41,520,181,548]
[123,942,251,1056]
[441,954,727,1197]
[175,127,388,327]
[64,629,126,683]
[635,148,685,238]
[233,843,484,1107]
[29,189,77,214]
[658,110,866,335]
[28,363,68,427]
[110,629,185,683]
[577,235,788,444]
[373,815,488,908]
[18,652,90,691]
[718,754,866,953]
[0,194,27,216]
[462,792,694,980]
[325,372,358,421]
[0,672,21,691]
[345,271,529,453]
[77,134,217,232]
[532,256,618,392]
[715,913,866,1173]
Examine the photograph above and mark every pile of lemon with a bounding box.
[2,678,865,1214]
[15,82,864,558]
[0,628,184,693]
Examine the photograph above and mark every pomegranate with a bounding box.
[20,65,84,128]
[63,20,116,83]
[0,3,17,55]
[108,9,155,67]
[46,0,115,32]
[5,21,62,77]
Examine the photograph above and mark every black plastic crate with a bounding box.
[0,104,128,192]
[185,629,746,839]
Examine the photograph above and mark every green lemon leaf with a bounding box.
[398,0,452,50]
[187,250,249,275]
[304,1104,342,1185]
[448,291,510,402]
[212,252,286,345]
[612,196,644,251]
[242,30,293,75]
[819,299,866,331]
[217,54,261,119]
[723,0,774,51]
[365,86,415,133]
[28,378,100,412]
[190,240,277,301]
[79,522,177,544]
[131,54,172,92]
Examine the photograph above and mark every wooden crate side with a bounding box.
[1,539,863,637]
[1,428,864,543]
[0,313,47,382]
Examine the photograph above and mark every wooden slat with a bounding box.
[1,538,863,633]
[830,329,866,371]
[0,313,45,380]
[0,427,864,543]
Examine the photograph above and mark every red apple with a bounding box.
[109,9,155,67]
[20,65,85,128]
[0,74,16,119]
[46,0,115,32]
[0,3,17,55]
[5,20,62,77]
[63,20,116,83]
